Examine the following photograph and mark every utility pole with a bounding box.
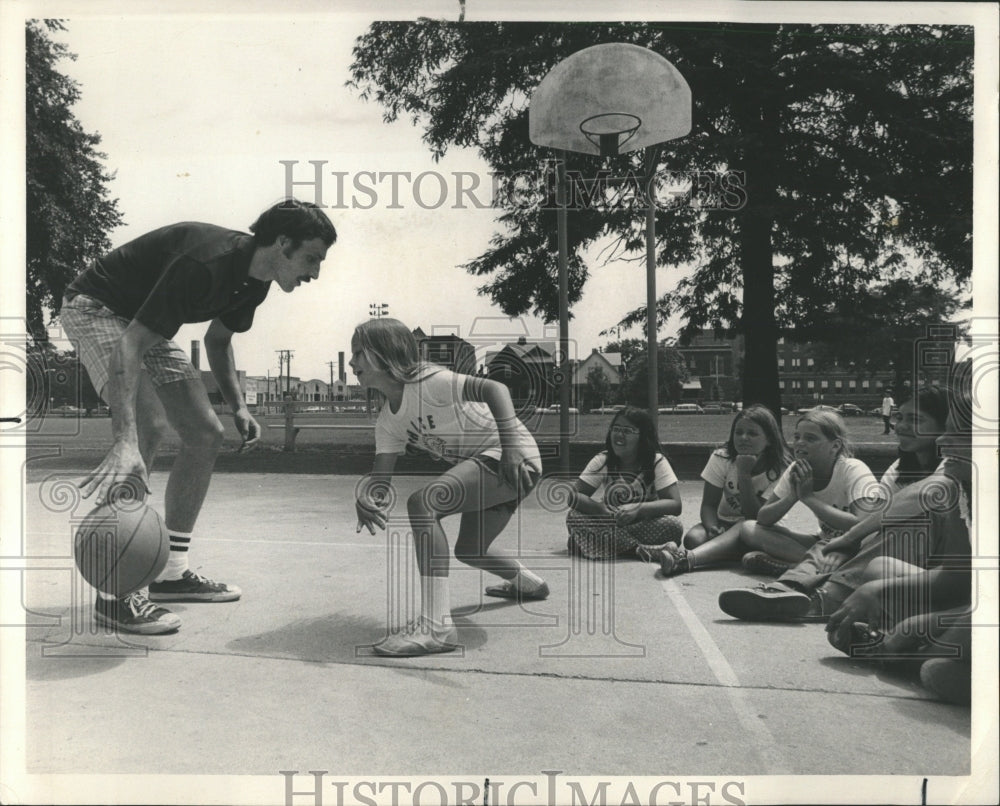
[276,349,294,397]
[366,304,388,415]
[327,361,335,402]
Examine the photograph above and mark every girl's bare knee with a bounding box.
[739,520,760,546]
[683,523,709,550]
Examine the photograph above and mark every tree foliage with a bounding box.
[584,363,613,409]
[348,22,972,414]
[26,20,122,340]
[606,338,688,406]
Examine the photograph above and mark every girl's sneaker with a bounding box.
[373,617,459,657]
[718,583,811,621]
[741,551,793,577]
[638,542,691,577]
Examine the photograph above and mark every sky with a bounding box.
[36,6,698,383]
[1,3,998,804]
[10,0,994,388]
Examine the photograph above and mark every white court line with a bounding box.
[661,577,794,775]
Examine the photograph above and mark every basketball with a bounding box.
[74,501,169,595]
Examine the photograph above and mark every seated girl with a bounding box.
[566,406,683,560]
[718,388,955,622]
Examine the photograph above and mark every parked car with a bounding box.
[303,405,323,412]
[50,405,83,417]
[837,403,865,417]
[657,406,675,414]
[868,405,900,417]
[796,404,837,415]
[673,403,704,414]
[544,404,579,414]
[591,405,624,414]
[702,403,724,414]
[717,401,737,412]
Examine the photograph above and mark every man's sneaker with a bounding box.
[373,617,459,657]
[741,551,794,577]
[95,591,181,635]
[718,583,812,621]
[148,571,241,602]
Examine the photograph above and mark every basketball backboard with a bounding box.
[529,43,691,156]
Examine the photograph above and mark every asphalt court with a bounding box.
[20,472,971,777]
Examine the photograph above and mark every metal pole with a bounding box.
[557,157,570,475]
[645,147,659,430]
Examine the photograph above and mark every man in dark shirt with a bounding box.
[61,199,336,634]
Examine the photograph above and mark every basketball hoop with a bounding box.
[527,43,693,466]
[579,113,642,157]
[529,43,690,157]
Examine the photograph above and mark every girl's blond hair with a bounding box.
[796,409,854,458]
[352,318,437,383]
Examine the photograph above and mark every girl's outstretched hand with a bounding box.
[355,496,388,534]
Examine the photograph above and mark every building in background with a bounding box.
[412,327,477,374]
[675,330,742,403]
[484,336,557,408]
[672,328,899,408]
[572,348,623,410]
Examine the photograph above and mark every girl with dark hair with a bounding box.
[825,373,974,704]
[565,407,683,559]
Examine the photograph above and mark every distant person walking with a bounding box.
[881,389,895,434]
[61,199,337,634]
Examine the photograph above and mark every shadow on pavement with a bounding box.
[26,650,128,681]
[226,612,489,663]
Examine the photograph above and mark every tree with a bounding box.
[584,363,612,410]
[615,340,688,407]
[26,20,122,341]
[349,22,972,416]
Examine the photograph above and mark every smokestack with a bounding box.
[338,351,346,383]
[191,341,200,370]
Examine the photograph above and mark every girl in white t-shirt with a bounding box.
[685,405,792,547]
[718,387,953,622]
[351,319,547,657]
[642,405,791,577]
[566,407,683,559]
[733,409,883,576]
